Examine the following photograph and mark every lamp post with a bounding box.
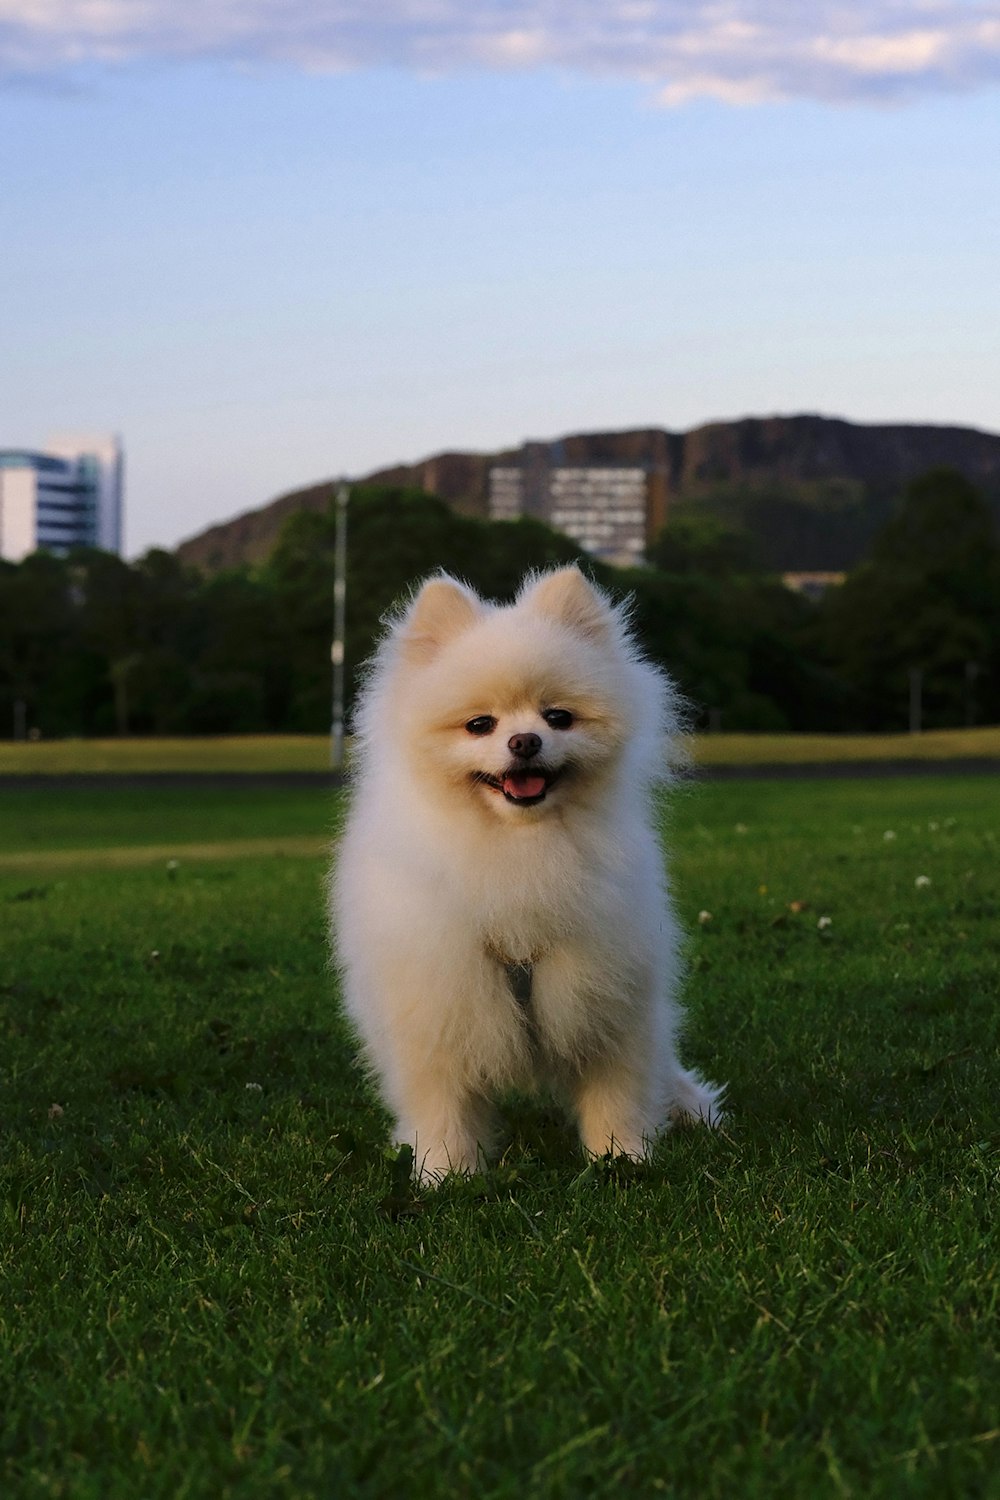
[908,666,923,736]
[330,483,350,772]
[964,660,980,728]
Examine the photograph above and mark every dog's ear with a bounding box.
[520,566,614,641]
[399,576,482,663]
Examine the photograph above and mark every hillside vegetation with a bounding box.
[3,469,999,738]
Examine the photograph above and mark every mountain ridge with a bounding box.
[175,413,1000,574]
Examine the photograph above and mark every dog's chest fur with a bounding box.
[474,821,628,969]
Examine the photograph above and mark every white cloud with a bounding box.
[3,0,1000,104]
[811,28,950,74]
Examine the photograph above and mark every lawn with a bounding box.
[0,784,332,862]
[1,778,997,1499]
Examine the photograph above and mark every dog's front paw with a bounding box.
[406,1138,480,1186]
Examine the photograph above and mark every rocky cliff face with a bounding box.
[673,415,1000,493]
[175,414,1000,574]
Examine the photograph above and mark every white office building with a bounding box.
[488,442,665,566]
[0,434,123,562]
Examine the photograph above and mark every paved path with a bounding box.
[0,835,327,871]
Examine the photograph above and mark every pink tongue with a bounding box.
[503,771,546,800]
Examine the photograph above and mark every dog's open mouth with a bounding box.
[475,766,560,806]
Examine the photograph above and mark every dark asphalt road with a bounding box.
[1,759,998,791]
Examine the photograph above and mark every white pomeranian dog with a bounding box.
[331,565,723,1182]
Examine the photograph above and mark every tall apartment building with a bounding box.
[0,434,123,562]
[488,441,666,565]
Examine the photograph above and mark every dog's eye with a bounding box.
[542,708,574,730]
[465,715,497,736]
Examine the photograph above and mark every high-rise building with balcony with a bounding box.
[0,434,123,562]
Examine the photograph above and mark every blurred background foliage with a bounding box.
[2,468,998,737]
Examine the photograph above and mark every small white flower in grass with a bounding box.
[883,830,896,841]
[698,910,713,925]
[915,875,931,888]
[245,1082,263,1093]
[817,915,833,930]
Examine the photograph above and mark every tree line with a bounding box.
[1,468,997,738]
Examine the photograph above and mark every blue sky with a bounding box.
[2,3,1000,555]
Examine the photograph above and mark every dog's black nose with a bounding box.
[508,732,542,759]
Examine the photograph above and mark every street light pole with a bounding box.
[330,483,350,772]
[908,666,923,736]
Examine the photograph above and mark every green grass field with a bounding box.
[1,778,998,1498]
[1,724,999,774]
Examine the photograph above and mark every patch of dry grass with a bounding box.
[686,726,1000,765]
[0,734,333,774]
[2,726,998,776]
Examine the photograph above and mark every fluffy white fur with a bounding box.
[331,565,723,1182]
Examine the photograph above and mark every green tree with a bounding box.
[71,548,206,734]
[624,566,843,732]
[0,552,77,736]
[266,486,583,729]
[820,469,1000,729]
[646,512,759,577]
[185,568,288,732]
